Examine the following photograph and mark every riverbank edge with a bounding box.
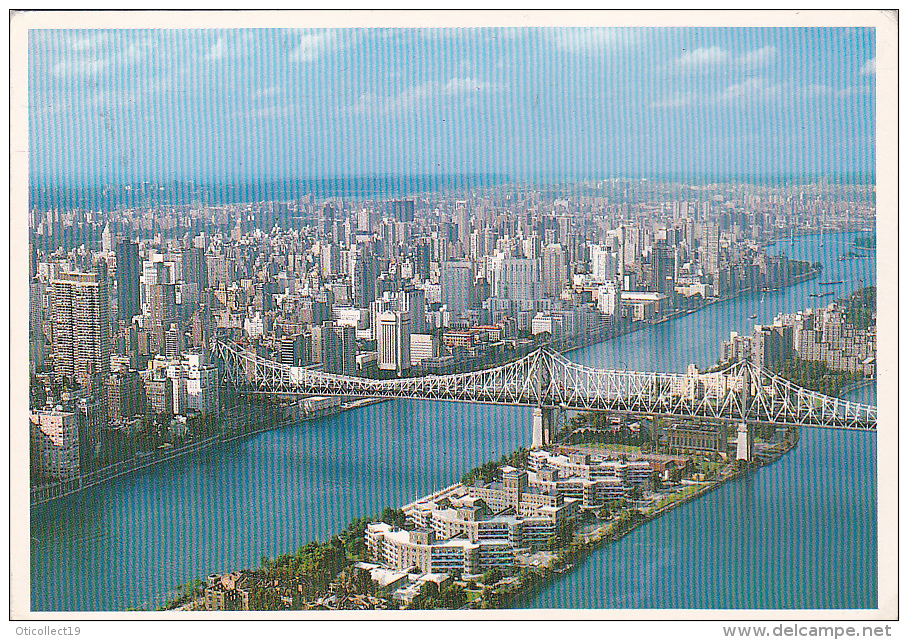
[29,397,390,508]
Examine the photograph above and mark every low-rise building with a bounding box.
[365,522,514,575]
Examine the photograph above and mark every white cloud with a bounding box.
[739,46,778,69]
[289,31,337,63]
[673,46,728,72]
[860,57,876,76]
[254,85,282,100]
[69,32,110,53]
[52,57,108,78]
[720,77,782,101]
[800,84,870,100]
[352,77,499,117]
[650,92,694,109]
[206,38,227,62]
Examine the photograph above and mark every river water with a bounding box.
[30,231,877,611]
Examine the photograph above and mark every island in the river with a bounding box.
[158,412,798,612]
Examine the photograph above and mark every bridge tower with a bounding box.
[532,407,555,448]
[736,360,755,462]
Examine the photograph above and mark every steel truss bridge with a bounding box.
[213,340,877,439]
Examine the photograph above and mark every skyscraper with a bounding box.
[440,261,473,313]
[542,243,568,298]
[51,271,110,395]
[149,283,177,355]
[115,240,141,322]
[377,310,411,376]
[390,199,415,222]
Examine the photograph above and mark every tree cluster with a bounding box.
[460,448,530,486]
[773,358,863,398]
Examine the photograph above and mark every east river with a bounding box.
[30,231,877,611]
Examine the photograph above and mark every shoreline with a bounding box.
[30,397,390,508]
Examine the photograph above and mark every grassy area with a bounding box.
[576,443,643,456]
[652,484,703,511]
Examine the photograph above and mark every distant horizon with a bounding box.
[29,169,877,189]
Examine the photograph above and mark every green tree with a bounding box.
[251,586,286,611]
[379,507,408,529]
[482,568,503,586]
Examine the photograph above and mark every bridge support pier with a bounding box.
[532,407,558,449]
[735,422,754,462]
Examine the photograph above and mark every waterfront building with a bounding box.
[365,522,514,575]
[143,373,174,416]
[30,409,80,481]
[620,291,667,322]
[659,422,728,454]
[596,280,621,317]
[466,467,581,523]
[204,572,255,611]
[406,493,564,550]
[409,333,438,367]
[182,351,221,416]
[106,370,144,424]
[51,270,110,395]
[312,321,357,376]
[720,301,875,376]
[721,331,752,363]
[752,323,792,370]
[528,450,656,490]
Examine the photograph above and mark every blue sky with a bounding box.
[28,27,876,184]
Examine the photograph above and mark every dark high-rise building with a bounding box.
[390,199,415,222]
[310,321,356,376]
[352,250,379,307]
[149,283,177,355]
[651,243,675,295]
[106,370,144,424]
[323,204,337,236]
[441,261,473,313]
[115,240,141,321]
[51,271,110,395]
[183,246,208,291]
[416,241,431,281]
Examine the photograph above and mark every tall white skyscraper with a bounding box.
[377,310,411,375]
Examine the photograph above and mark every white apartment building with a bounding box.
[30,409,80,481]
[366,523,514,575]
[409,333,438,367]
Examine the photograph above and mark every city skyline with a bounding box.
[29,26,875,186]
